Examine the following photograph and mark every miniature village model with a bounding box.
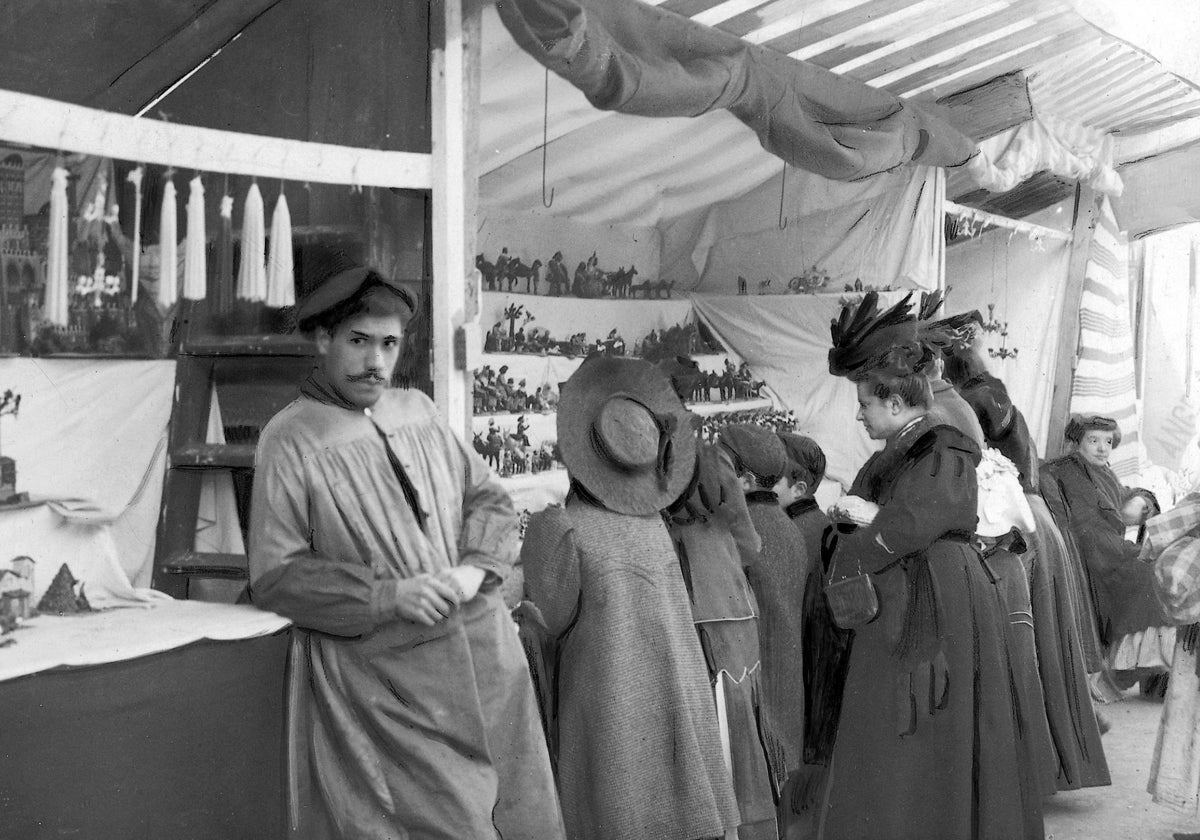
[0,554,36,632]
[36,562,92,616]
[0,388,24,505]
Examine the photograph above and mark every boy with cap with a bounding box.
[248,252,562,839]
[719,423,813,834]
[778,432,830,565]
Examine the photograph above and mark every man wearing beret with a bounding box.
[248,252,563,839]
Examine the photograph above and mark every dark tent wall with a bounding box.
[0,1,430,234]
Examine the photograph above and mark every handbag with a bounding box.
[825,552,879,629]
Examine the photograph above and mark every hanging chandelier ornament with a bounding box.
[988,322,1019,360]
[981,303,1003,333]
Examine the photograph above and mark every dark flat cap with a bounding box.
[719,424,787,483]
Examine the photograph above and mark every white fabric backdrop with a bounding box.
[478,213,662,282]
[0,359,175,586]
[478,290,696,343]
[944,229,1072,453]
[688,166,945,294]
[1139,227,1200,473]
[690,293,904,489]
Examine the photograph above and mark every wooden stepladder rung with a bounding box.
[152,339,314,599]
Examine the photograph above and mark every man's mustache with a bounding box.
[347,371,387,383]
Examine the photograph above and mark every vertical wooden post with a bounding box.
[1129,239,1148,399]
[1045,184,1103,459]
[430,0,480,438]
[1188,240,1197,400]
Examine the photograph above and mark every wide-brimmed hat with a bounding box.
[558,356,698,515]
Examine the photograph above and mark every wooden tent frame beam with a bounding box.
[0,89,431,189]
[430,0,482,436]
[1045,183,1103,458]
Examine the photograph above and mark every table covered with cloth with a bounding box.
[0,601,291,840]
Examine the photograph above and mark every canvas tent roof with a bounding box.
[1,1,1199,233]
[475,0,1200,234]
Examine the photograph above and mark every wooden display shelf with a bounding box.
[473,397,772,424]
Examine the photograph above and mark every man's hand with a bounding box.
[439,566,487,604]
[395,574,460,626]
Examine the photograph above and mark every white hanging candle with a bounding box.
[265,190,295,308]
[158,177,178,309]
[43,166,70,326]
[213,193,234,314]
[183,175,207,300]
[237,182,266,302]
[127,166,144,304]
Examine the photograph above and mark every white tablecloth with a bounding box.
[0,600,291,682]
[499,469,571,514]
[0,502,167,608]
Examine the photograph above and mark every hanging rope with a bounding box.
[542,68,555,208]
[778,162,788,230]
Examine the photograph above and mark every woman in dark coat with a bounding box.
[945,343,1110,791]
[1040,416,1170,647]
[1040,416,1173,681]
[816,293,1039,840]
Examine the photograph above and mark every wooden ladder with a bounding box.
[151,335,315,599]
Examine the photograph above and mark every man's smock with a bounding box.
[249,387,562,839]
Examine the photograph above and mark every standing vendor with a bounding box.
[248,252,563,839]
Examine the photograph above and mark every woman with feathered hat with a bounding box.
[810,292,1040,840]
[520,356,739,840]
[939,327,1111,791]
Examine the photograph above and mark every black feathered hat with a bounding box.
[828,291,924,378]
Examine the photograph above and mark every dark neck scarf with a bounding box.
[300,366,360,411]
[301,365,426,533]
[785,497,819,519]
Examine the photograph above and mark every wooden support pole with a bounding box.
[1188,241,1198,401]
[0,89,431,189]
[430,0,481,438]
[1129,239,1149,399]
[1045,184,1103,459]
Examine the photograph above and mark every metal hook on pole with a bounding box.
[778,162,788,230]
[541,68,555,208]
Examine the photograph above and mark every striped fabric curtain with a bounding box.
[1069,197,1143,480]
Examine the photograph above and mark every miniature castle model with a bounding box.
[0,154,45,353]
[0,454,14,502]
[0,554,36,624]
[0,388,21,504]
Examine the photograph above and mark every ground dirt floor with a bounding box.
[1045,690,1198,840]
